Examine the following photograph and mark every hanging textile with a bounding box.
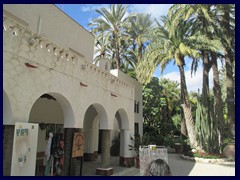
[45,132,53,161]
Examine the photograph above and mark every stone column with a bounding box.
[101,129,110,168]
[3,125,14,176]
[96,129,113,175]
[83,127,99,161]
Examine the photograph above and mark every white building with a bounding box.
[3,4,143,176]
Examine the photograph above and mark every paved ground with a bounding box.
[81,153,235,176]
[168,153,235,176]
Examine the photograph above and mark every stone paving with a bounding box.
[80,153,235,176]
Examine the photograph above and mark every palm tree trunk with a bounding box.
[211,52,224,153]
[202,50,211,107]
[113,33,120,69]
[181,112,187,137]
[221,5,235,137]
[137,43,143,63]
[115,43,120,69]
[225,52,235,136]
[178,64,197,148]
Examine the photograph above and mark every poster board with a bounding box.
[11,122,39,176]
[72,132,84,157]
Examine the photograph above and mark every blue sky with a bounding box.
[55,4,217,93]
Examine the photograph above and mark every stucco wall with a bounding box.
[3,5,144,169]
[110,69,143,136]
[3,5,136,133]
[3,4,95,62]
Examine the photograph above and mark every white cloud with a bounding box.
[81,4,109,12]
[161,67,214,93]
[129,4,173,19]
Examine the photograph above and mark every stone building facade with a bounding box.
[3,4,143,176]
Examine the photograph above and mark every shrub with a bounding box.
[193,151,224,159]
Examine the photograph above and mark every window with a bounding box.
[134,100,137,113]
[134,100,139,113]
[137,101,139,113]
[134,123,139,135]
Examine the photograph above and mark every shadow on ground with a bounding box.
[80,153,235,176]
[168,153,195,176]
[81,153,195,176]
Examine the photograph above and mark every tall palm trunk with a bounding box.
[225,54,235,136]
[137,43,143,63]
[211,52,224,152]
[221,5,235,137]
[115,49,120,69]
[114,34,121,69]
[181,112,187,138]
[164,96,171,129]
[202,51,211,107]
[178,63,197,148]
[201,51,212,137]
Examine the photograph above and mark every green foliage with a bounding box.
[171,114,181,131]
[129,133,150,157]
[222,137,233,147]
[142,77,181,137]
[193,152,224,159]
[163,135,183,148]
[110,136,120,156]
[143,125,164,145]
[195,93,219,153]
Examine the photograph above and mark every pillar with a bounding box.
[96,129,113,175]
[101,129,110,168]
[3,125,14,176]
[83,126,99,161]
[119,129,134,167]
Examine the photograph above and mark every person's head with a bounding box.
[144,159,171,176]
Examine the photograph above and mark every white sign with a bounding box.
[11,122,39,176]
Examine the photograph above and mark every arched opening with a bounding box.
[82,103,109,174]
[113,108,134,167]
[29,92,74,176]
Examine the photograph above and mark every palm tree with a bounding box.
[136,15,201,148]
[93,34,113,66]
[128,13,153,64]
[170,4,225,151]
[211,52,224,152]
[159,78,180,129]
[216,4,235,137]
[88,4,133,69]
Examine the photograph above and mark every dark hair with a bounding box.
[144,159,171,176]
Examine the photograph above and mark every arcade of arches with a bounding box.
[3,4,143,176]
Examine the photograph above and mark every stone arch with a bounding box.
[28,92,74,175]
[83,103,108,130]
[3,90,13,125]
[115,108,129,130]
[29,92,74,128]
[83,103,108,161]
[114,108,133,166]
